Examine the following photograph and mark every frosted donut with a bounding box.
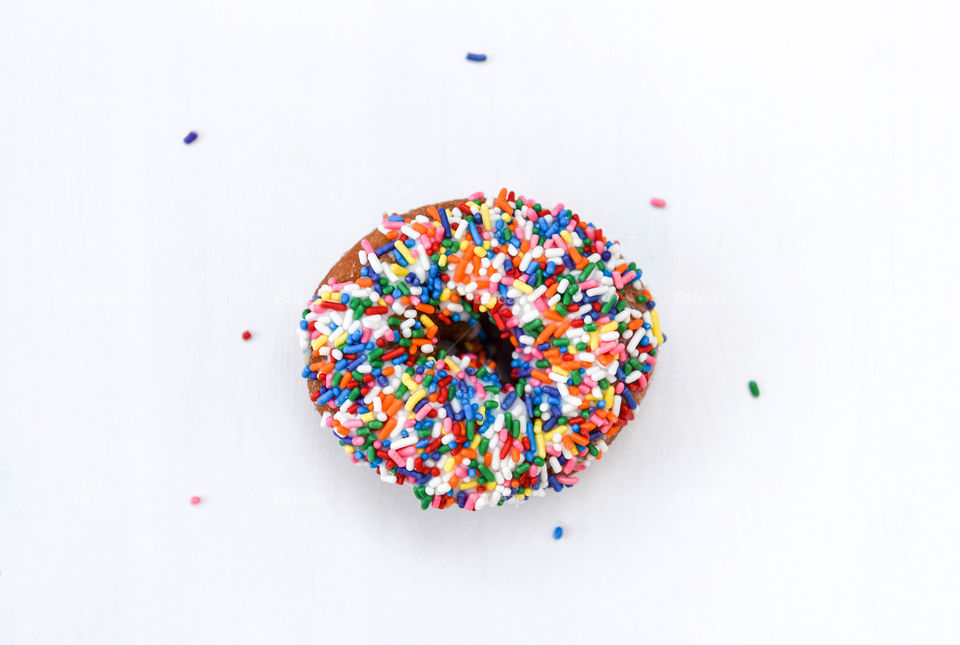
[298,189,663,510]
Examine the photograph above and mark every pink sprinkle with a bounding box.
[190,496,201,505]
[650,197,667,208]
[242,330,252,340]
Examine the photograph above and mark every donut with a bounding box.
[298,189,663,510]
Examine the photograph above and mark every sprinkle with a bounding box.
[650,197,666,208]
[465,52,487,62]
[749,380,760,397]
[190,496,201,505]
[183,131,198,144]
[242,330,252,340]
[553,525,563,540]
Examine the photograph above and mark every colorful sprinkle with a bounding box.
[650,197,666,208]
[183,131,198,144]
[190,496,201,505]
[299,189,663,510]
[465,53,487,62]
[749,380,759,397]
[242,330,252,341]
[553,525,564,540]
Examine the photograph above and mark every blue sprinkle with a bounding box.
[466,52,487,62]
[183,131,198,144]
[553,526,563,540]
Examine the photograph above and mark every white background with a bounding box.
[2,0,959,643]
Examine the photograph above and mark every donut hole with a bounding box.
[434,315,516,387]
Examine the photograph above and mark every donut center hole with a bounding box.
[434,315,516,386]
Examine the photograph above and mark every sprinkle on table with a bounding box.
[650,198,666,208]
[183,131,198,144]
[242,330,252,341]
[553,525,564,540]
[749,380,760,397]
[190,496,201,505]
[465,52,487,62]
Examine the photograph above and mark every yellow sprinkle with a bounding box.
[391,263,409,277]
[501,214,512,223]
[651,310,663,344]
[560,230,574,245]
[405,389,426,411]
[332,330,348,347]
[360,412,375,423]
[513,279,533,294]
[471,435,482,450]
[604,386,614,409]
[443,457,455,473]
[459,240,468,251]
[439,288,451,302]
[535,433,545,459]
[420,314,435,329]
[401,373,418,390]
[310,335,328,350]
[485,482,496,491]
[344,446,355,455]
[590,331,599,350]
[600,321,618,334]
[473,246,486,258]
[393,240,414,264]
[438,254,448,268]
[459,480,478,491]
[552,366,569,377]
[480,203,492,231]
[482,240,491,250]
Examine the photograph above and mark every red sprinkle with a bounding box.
[190,496,201,505]
[650,198,667,208]
[242,330,252,340]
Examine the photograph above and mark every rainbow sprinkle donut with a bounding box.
[299,189,663,510]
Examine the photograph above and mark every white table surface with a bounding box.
[2,1,959,643]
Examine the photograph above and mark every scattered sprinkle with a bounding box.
[553,525,564,540]
[749,380,760,397]
[465,53,487,62]
[183,131,198,144]
[242,330,252,341]
[190,496,201,505]
[650,198,666,208]
[299,188,662,510]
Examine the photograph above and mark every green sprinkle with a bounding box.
[749,380,760,397]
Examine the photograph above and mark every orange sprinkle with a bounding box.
[530,369,552,384]
[494,198,514,215]
[377,417,398,440]
[427,205,440,221]
[543,310,564,322]
[536,324,557,345]
[386,397,403,416]
[554,320,571,337]
[568,433,589,446]
[357,277,373,287]
[415,303,436,314]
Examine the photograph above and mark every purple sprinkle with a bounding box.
[466,53,487,62]
[183,131,198,144]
